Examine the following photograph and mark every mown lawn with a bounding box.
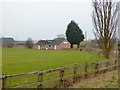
[2,48,105,88]
[2,48,105,75]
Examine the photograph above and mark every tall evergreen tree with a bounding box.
[66,20,84,48]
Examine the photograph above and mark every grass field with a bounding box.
[2,48,105,87]
[2,48,105,75]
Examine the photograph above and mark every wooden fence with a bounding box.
[0,59,118,89]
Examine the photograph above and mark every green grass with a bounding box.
[2,48,105,87]
[2,48,105,75]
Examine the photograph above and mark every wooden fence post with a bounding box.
[2,74,7,89]
[99,62,102,74]
[114,59,117,70]
[105,61,109,72]
[38,71,43,88]
[84,62,88,79]
[106,61,109,67]
[59,67,64,87]
[95,61,99,76]
[73,64,77,83]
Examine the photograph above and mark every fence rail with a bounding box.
[0,59,118,89]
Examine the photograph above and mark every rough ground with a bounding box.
[70,70,118,88]
[0,80,1,89]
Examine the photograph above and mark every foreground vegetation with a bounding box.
[70,71,118,88]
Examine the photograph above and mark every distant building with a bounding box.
[36,38,71,50]
[1,37,15,47]
[14,41,25,45]
[14,41,25,48]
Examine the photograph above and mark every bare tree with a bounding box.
[57,34,65,39]
[92,0,118,59]
[25,38,34,49]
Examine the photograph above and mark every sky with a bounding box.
[0,0,119,41]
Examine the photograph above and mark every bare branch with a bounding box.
[92,0,118,59]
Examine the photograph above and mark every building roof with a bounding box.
[1,37,14,46]
[14,41,25,45]
[36,38,66,46]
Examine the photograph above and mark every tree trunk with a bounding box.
[102,49,110,59]
[104,54,110,59]
[104,51,110,59]
[77,43,80,48]
[71,44,73,48]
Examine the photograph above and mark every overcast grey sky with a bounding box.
[1,0,99,40]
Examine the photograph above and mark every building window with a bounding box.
[63,41,67,44]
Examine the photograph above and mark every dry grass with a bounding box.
[70,70,118,88]
[0,80,2,89]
